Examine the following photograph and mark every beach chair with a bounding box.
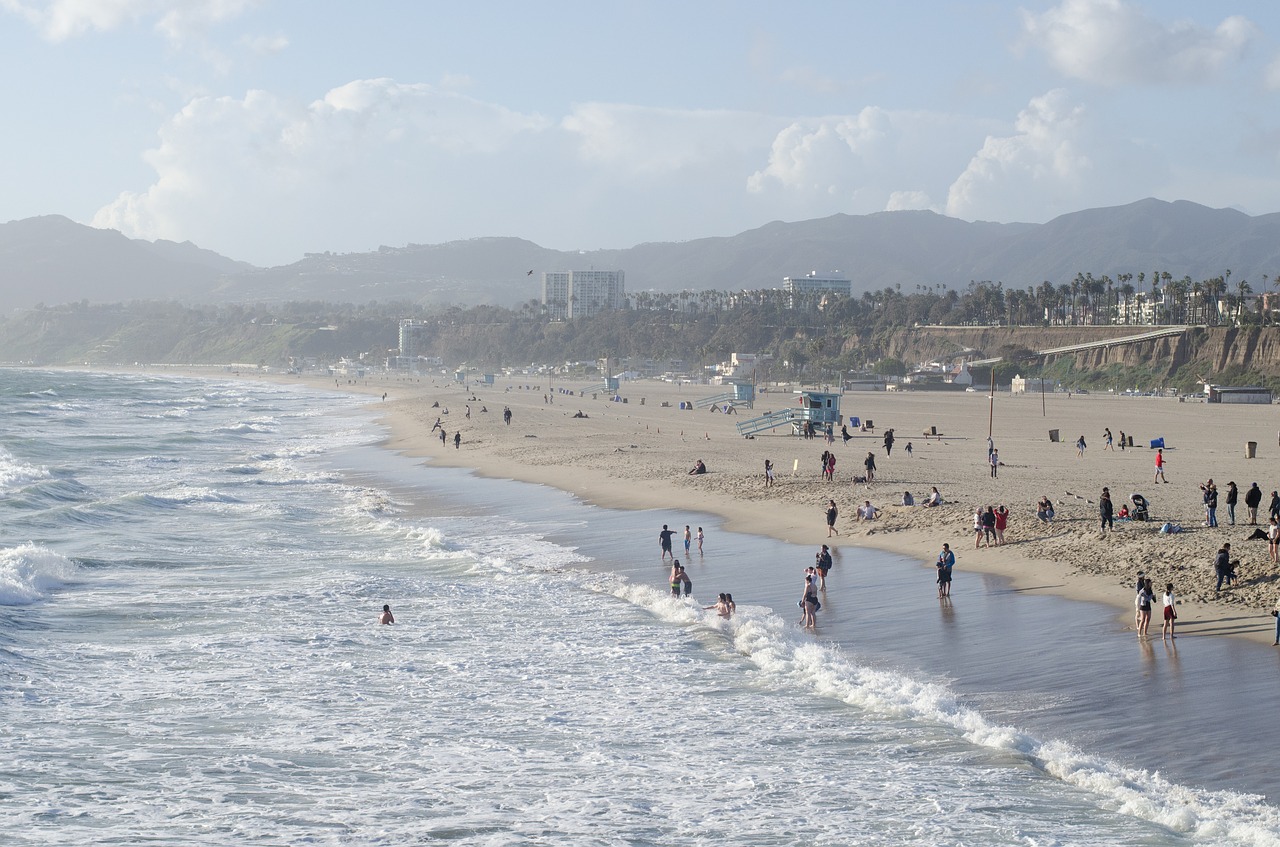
[1131,493,1150,522]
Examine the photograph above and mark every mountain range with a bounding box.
[3,198,1280,313]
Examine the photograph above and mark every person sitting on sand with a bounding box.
[572,410,589,418]
[379,604,395,625]
[688,459,707,475]
[901,490,915,506]
[925,486,942,507]
[857,500,881,521]
[1117,504,1130,519]
[1036,496,1055,522]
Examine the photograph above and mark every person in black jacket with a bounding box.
[1099,487,1114,534]
[1225,481,1239,526]
[1245,482,1263,525]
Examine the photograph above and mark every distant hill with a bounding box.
[0,215,253,312]
[5,199,1280,312]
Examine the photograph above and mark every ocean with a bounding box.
[2,368,1279,846]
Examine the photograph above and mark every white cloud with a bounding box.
[561,102,776,178]
[1265,55,1280,91]
[2,0,257,42]
[1021,0,1256,86]
[93,80,554,262]
[746,107,993,216]
[885,191,935,213]
[946,90,1091,220]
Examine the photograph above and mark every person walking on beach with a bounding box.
[1119,430,1127,451]
[696,527,704,555]
[884,428,895,456]
[764,459,775,488]
[439,428,447,445]
[1154,448,1167,483]
[905,441,913,458]
[453,431,461,449]
[659,525,676,561]
[683,526,692,557]
[986,435,995,458]
[825,500,840,537]
[864,451,877,484]
[936,543,954,598]
[989,448,999,479]
[503,406,512,425]
[1162,583,1178,640]
[1245,482,1263,525]
[1076,435,1087,458]
[1103,427,1114,451]
[826,452,837,481]
[841,424,852,445]
[1099,488,1114,535]
[1270,490,1280,524]
[379,604,395,625]
[1225,481,1238,526]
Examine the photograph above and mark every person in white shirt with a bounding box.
[857,500,881,521]
[1161,584,1177,640]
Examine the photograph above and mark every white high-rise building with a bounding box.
[542,270,626,319]
[782,271,851,307]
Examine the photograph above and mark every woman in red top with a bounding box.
[994,505,1009,546]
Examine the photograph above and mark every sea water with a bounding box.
[1,369,1278,846]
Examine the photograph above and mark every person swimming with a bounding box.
[379,604,395,625]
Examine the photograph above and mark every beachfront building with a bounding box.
[542,270,626,320]
[782,271,852,308]
[1011,375,1055,394]
[1205,385,1273,404]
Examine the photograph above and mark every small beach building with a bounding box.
[1205,385,1273,404]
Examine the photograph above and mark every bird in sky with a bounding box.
[527,270,534,275]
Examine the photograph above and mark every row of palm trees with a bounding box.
[606,269,1277,328]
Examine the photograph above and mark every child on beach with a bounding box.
[1162,583,1177,640]
[696,527,704,554]
[764,459,774,487]
[1076,435,1086,457]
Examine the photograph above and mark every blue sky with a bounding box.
[3,0,1280,266]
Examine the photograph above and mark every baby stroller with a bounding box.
[1131,493,1150,522]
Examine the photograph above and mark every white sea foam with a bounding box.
[0,447,51,491]
[0,544,76,605]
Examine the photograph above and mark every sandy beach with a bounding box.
[183,368,1280,645]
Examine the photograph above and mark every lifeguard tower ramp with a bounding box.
[735,408,797,437]
[696,382,755,409]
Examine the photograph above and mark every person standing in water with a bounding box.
[683,525,692,557]
[379,604,395,625]
[936,543,954,598]
[1162,583,1177,640]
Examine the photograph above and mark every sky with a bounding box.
[4,0,1280,267]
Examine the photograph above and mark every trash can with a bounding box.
[1048,429,1060,443]
[1150,437,1165,449]
[1246,441,1258,459]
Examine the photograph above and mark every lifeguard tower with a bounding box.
[793,390,841,435]
[734,388,841,437]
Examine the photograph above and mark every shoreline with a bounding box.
[43,365,1280,647]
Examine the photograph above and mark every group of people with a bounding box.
[1133,574,1177,639]
[973,505,1009,547]
[659,524,704,560]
